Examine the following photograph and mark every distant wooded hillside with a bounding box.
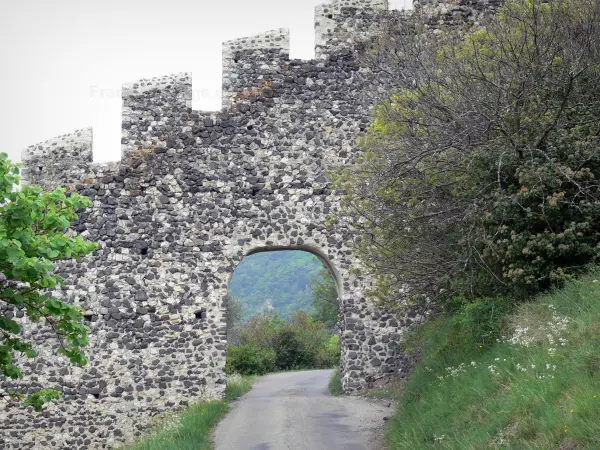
[229,250,327,319]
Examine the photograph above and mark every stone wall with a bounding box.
[0,0,497,448]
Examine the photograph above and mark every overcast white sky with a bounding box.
[1,0,411,163]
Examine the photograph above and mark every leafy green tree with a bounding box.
[274,328,303,370]
[226,295,245,345]
[338,0,600,305]
[285,311,339,368]
[238,312,284,350]
[0,153,97,410]
[317,334,340,368]
[310,269,339,330]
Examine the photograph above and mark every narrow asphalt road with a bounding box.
[213,369,390,450]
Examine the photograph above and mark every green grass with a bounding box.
[386,271,600,449]
[329,368,343,396]
[224,374,255,402]
[123,375,255,450]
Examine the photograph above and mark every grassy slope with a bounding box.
[123,375,255,450]
[385,272,600,449]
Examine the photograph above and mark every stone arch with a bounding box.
[225,243,342,368]
[234,244,342,293]
[222,231,373,391]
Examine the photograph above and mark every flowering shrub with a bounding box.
[481,118,600,296]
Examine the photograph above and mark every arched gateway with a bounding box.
[0,1,444,448]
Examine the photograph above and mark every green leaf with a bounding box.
[0,345,13,365]
[22,389,62,412]
[3,364,22,379]
[46,299,64,315]
[6,245,21,262]
[0,316,21,334]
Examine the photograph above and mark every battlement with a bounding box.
[414,0,503,27]
[315,0,389,58]
[21,0,497,187]
[21,128,93,189]
[121,72,192,160]
[222,28,291,56]
[21,0,391,179]
[21,127,92,162]
[222,29,290,108]
[122,72,192,98]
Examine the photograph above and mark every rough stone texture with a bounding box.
[1,0,498,448]
[222,29,290,108]
[415,0,503,28]
[315,0,388,57]
[21,128,94,191]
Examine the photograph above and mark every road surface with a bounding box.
[213,369,390,450]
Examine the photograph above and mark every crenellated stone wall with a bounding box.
[1,0,499,448]
[21,128,94,191]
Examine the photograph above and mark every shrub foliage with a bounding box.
[225,344,276,376]
[310,268,339,330]
[447,297,514,348]
[226,311,340,375]
[337,0,600,305]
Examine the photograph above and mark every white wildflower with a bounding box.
[488,365,499,375]
[506,304,570,350]
[444,363,467,378]
[433,434,447,442]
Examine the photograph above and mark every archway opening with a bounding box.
[225,249,340,375]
